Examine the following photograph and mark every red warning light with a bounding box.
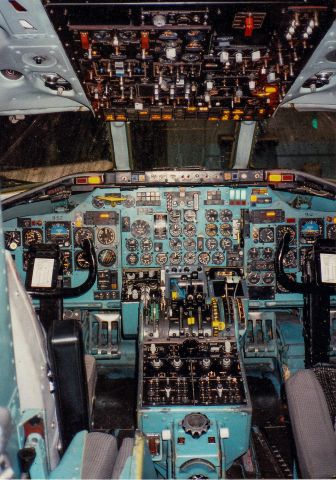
[244,14,254,37]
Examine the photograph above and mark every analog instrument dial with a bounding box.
[205,209,218,222]
[276,225,296,244]
[248,247,259,259]
[198,252,210,265]
[299,219,323,244]
[5,231,21,250]
[248,272,260,284]
[75,251,90,269]
[184,252,196,265]
[169,210,181,222]
[184,223,196,237]
[46,222,71,246]
[327,224,336,240]
[220,238,232,250]
[169,238,182,251]
[126,238,139,251]
[156,253,168,265]
[97,227,115,245]
[127,253,139,265]
[205,238,218,250]
[212,252,224,265]
[184,238,196,251]
[141,253,153,265]
[140,238,153,252]
[263,247,274,260]
[220,209,233,222]
[131,220,150,239]
[184,209,196,222]
[259,227,274,243]
[283,249,297,268]
[219,223,232,237]
[74,227,94,247]
[169,224,182,237]
[170,252,182,265]
[205,223,217,237]
[98,249,116,267]
[23,228,43,247]
[263,272,275,284]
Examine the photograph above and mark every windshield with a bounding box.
[1,109,336,187]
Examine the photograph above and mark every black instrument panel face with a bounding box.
[3,180,336,305]
[44,0,334,121]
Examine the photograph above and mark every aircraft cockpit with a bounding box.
[1,1,336,479]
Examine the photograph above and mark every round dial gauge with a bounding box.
[126,238,139,251]
[184,252,196,265]
[75,251,90,269]
[170,224,182,237]
[74,228,94,247]
[5,231,21,250]
[156,253,168,265]
[276,225,296,244]
[169,210,181,222]
[220,209,233,222]
[205,223,218,237]
[205,209,218,222]
[283,250,297,268]
[259,227,274,243]
[299,219,323,244]
[219,223,232,237]
[169,238,182,251]
[170,252,182,265]
[184,238,196,251]
[123,195,135,208]
[327,224,336,240]
[248,272,260,284]
[140,238,153,252]
[212,252,224,265]
[248,247,259,259]
[141,253,153,265]
[92,196,104,208]
[184,223,196,237]
[46,222,70,246]
[97,227,115,245]
[184,209,196,222]
[198,252,210,265]
[220,238,232,250]
[126,253,138,265]
[23,228,43,247]
[263,272,275,284]
[205,238,218,250]
[98,249,116,267]
[131,220,150,239]
[263,247,274,260]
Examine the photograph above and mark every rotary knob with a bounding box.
[182,413,210,438]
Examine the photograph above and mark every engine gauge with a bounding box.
[259,227,274,243]
[283,249,297,268]
[170,252,182,265]
[5,231,21,250]
[262,247,274,260]
[92,196,105,208]
[212,252,224,265]
[299,218,323,244]
[184,223,196,237]
[205,238,218,250]
[74,227,94,247]
[169,210,181,222]
[205,209,218,222]
[219,223,232,237]
[98,249,116,267]
[220,238,232,250]
[23,228,43,247]
[169,224,182,237]
[276,225,296,244]
[219,209,233,222]
[140,238,153,252]
[262,272,275,284]
[184,209,196,222]
[97,227,115,245]
[248,247,259,259]
[156,253,168,265]
[169,238,182,251]
[131,220,150,238]
[75,250,90,270]
[248,272,260,284]
[327,224,336,240]
[126,238,139,251]
[126,253,139,265]
[141,253,153,265]
[205,223,217,237]
[184,238,196,251]
[184,252,196,265]
[198,252,210,265]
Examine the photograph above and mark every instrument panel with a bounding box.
[3,177,336,305]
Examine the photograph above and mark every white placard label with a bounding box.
[31,258,55,288]
[320,253,336,284]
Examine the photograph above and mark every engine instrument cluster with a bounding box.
[44,0,334,121]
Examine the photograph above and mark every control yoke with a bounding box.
[275,231,307,294]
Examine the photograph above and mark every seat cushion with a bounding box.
[82,432,118,479]
[84,355,97,409]
[112,438,134,479]
[286,369,336,479]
